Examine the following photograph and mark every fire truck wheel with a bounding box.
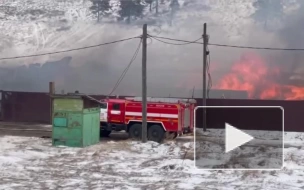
[129,123,142,140]
[100,130,111,137]
[148,125,165,143]
[172,132,178,139]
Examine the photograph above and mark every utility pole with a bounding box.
[155,0,159,15]
[97,1,100,23]
[49,82,55,125]
[192,86,195,98]
[202,23,208,132]
[142,24,148,143]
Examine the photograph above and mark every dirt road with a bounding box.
[0,121,131,142]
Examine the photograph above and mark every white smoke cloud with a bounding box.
[0,0,302,97]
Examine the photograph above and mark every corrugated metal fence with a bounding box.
[195,99,299,132]
[0,91,50,123]
[0,90,303,132]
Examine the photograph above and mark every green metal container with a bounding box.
[51,94,101,147]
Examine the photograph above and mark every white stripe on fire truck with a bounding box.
[125,112,178,118]
[110,110,121,114]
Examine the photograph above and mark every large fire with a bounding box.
[214,52,304,100]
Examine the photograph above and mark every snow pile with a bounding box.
[0,136,50,166]
[194,129,286,169]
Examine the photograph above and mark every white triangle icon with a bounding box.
[225,123,254,153]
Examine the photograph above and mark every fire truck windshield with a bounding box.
[100,103,107,109]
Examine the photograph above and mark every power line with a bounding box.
[108,38,142,96]
[209,43,304,51]
[0,36,141,61]
[148,34,202,45]
[108,38,143,96]
[149,35,304,51]
[146,35,206,45]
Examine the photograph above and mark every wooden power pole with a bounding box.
[155,0,159,15]
[97,1,100,23]
[202,23,208,132]
[142,24,148,142]
[49,82,55,124]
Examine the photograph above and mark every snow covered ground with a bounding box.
[0,130,304,189]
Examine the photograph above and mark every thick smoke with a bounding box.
[0,24,143,94]
[276,3,304,79]
[0,0,296,97]
[249,1,304,87]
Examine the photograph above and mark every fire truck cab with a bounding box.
[99,97,196,143]
[99,99,127,134]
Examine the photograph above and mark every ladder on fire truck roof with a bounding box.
[66,92,105,105]
[125,97,197,104]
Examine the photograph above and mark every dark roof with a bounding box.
[125,97,197,104]
[193,89,248,99]
[51,93,105,105]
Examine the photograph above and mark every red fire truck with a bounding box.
[99,97,196,142]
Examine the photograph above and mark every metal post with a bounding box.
[0,90,3,121]
[156,0,159,15]
[49,82,55,125]
[97,1,100,23]
[142,24,148,142]
[203,23,208,132]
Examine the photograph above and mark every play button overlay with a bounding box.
[194,106,284,170]
[225,123,254,153]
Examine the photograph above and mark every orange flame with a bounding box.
[215,52,304,100]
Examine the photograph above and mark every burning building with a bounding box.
[213,52,304,100]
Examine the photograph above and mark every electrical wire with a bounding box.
[149,33,212,97]
[148,34,203,45]
[108,38,143,96]
[108,39,142,96]
[147,36,153,45]
[0,36,141,61]
[149,35,304,51]
[4,33,304,61]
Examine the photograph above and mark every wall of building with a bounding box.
[1,91,50,123]
[196,99,296,131]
